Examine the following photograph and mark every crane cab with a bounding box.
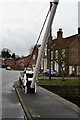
[19,68,37,93]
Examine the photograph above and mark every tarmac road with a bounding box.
[1,68,25,119]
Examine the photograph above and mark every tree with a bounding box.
[12,53,15,59]
[53,48,68,81]
[1,48,11,58]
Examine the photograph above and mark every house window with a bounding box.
[55,50,58,59]
[33,55,35,60]
[77,66,80,76]
[51,51,53,60]
[45,45,47,56]
[41,59,44,70]
[61,49,65,58]
[54,61,59,72]
[44,59,47,71]
[51,61,53,69]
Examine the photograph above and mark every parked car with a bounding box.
[43,69,58,77]
[6,66,11,70]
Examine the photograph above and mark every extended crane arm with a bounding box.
[31,0,59,88]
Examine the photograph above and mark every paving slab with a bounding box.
[14,81,80,120]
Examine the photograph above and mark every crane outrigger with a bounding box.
[19,0,59,93]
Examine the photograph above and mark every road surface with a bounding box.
[1,68,25,119]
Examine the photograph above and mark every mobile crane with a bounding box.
[19,0,59,93]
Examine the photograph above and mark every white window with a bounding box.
[69,66,72,75]
[45,45,47,56]
[33,55,35,60]
[51,61,53,69]
[54,61,59,72]
[51,51,53,60]
[62,49,65,58]
[77,66,80,75]
[44,59,47,71]
[55,50,58,59]
[41,59,44,70]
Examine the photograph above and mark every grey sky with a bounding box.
[0,0,79,56]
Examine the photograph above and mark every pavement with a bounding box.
[14,81,80,120]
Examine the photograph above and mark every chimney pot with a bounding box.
[57,28,63,38]
[59,28,62,31]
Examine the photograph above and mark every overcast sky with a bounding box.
[0,0,79,56]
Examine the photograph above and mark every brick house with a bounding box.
[14,45,40,70]
[30,45,41,70]
[30,31,52,73]
[15,55,31,70]
[5,58,16,68]
[23,55,31,67]
[30,28,80,76]
[47,28,80,76]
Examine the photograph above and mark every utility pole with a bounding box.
[48,29,52,80]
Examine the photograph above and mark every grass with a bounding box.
[38,77,80,86]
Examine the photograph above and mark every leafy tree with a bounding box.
[12,53,15,59]
[1,48,11,58]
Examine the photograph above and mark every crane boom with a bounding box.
[31,0,59,88]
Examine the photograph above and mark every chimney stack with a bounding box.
[57,28,63,38]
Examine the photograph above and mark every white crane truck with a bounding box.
[19,0,59,93]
